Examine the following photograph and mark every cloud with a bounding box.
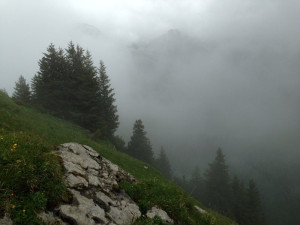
[1,0,300,169]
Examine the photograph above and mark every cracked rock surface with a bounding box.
[51,143,141,225]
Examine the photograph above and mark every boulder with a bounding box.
[146,206,174,224]
[194,205,207,214]
[51,143,141,225]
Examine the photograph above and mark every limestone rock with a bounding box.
[66,173,88,189]
[38,212,67,225]
[63,160,86,176]
[146,207,174,224]
[194,205,207,214]
[53,143,141,225]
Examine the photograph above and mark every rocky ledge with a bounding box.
[0,143,174,225]
[40,143,173,225]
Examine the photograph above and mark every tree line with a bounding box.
[122,119,265,225]
[13,42,118,138]
[174,149,266,225]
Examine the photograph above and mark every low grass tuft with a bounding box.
[121,180,214,225]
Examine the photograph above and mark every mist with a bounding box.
[1,0,300,224]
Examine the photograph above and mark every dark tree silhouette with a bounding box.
[156,146,172,179]
[13,75,31,104]
[204,148,231,216]
[98,61,119,137]
[127,119,153,164]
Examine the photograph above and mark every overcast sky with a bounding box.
[1,0,300,173]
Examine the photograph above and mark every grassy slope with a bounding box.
[0,91,236,225]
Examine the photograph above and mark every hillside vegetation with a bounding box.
[0,91,236,224]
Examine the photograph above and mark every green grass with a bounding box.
[0,91,237,225]
[0,132,66,225]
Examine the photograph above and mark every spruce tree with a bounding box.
[204,148,231,216]
[127,119,153,164]
[245,179,265,225]
[156,146,172,179]
[189,166,204,201]
[98,61,119,137]
[64,42,100,130]
[32,42,102,132]
[13,75,31,104]
[231,176,247,224]
[31,43,68,115]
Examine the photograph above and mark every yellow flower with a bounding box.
[11,205,15,209]
[0,136,3,140]
[22,209,26,213]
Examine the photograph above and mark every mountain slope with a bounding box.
[0,91,236,225]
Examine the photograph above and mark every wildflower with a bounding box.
[0,136,3,140]
[22,209,26,213]
[10,143,17,151]
[10,193,14,196]
[11,205,15,209]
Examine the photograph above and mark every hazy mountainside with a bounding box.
[126,30,300,225]
[0,91,236,225]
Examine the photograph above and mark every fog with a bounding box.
[1,0,300,223]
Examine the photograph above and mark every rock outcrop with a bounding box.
[48,143,141,225]
[1,143,174,225]
[194,205,207,214]
[146,206,174,224]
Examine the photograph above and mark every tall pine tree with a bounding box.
[189,166,204,201]
[127,119,153,164]
[13,75,31,104]
[98,61,119,137]
[204,148,231,216]
[156,146,172,179]
[231,176,247,224]
[64,42,100,130]
[32,43,68,115]
[245,179,265,225]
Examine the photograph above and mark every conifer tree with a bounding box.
[32,42,102,131]
[156,146,172,179]
[204,148,231,216]
[98,61,119,137]
[189,166,204,201]
[64,42,100,130]
[13,75,31,104]
[127,119,153,164]
[231,176,247,224]
[245,179,265,225]
[31,43,68,115]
